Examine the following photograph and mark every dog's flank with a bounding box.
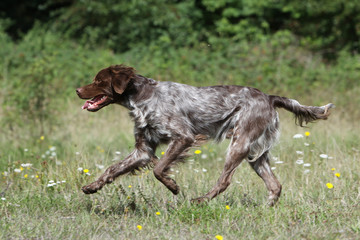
[76,64,334,206]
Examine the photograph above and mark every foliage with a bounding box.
[1,0,359,55]
[48,0,203,52]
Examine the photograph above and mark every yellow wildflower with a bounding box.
[161,151,165,155]
[137,225,142,230]
[335,173,340,178]
[40,136,45,141]
[331,168,335,171]
[20,167,24,171]
[24,174,28,178]
[128,185,132,188]
[36,175,39,178]
[326,183,334,189]
[215,235,223,240]
[194,150,202,154]
[226,205,230,210]
[156,211,161,216]
[305,131,310,137]
[83,169,89,173]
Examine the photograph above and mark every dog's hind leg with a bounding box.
[248,151,282,206]
[191,133,250,204]
[82,134,157,194]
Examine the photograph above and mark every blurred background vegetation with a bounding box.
[0,0,359,140]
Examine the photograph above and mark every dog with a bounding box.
[76,64,334,206]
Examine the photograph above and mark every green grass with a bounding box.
[1,102,359,239]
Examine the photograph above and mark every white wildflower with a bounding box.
[50,146,56,151]
[293,134,304,139]
[24,148,28,152]
[275,161,284,164]
[51,152,56,157]
[21,163,32,168]
[271,167,276,170]
[304,169,310,174]
[115,151,121,155]
[296,151,304,155]
[303,163,311,167]
[1,197,5,201]
[202,168,207,172]
[95,164,104,169]
[319,154,328,159]
[201,154,207,159]
[77,167,83,172]
[304,143,310,146]
[296,159,304,165]
[14,168,21,173]
[75,152,80,155]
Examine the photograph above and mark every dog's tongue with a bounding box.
[82,100,92,110]
[81,95,104,110]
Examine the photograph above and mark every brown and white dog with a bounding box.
[76,65,334,206]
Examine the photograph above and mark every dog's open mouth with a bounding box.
[82,95,109,111]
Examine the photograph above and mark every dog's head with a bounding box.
[76,65,136,112]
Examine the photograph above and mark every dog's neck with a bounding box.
[116,75,157,110]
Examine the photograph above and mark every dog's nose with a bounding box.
[76,88,81,96]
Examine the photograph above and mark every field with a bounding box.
[1,99,359,239]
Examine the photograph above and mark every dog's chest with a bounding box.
[130,104,172,142]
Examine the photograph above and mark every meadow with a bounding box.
[1,98,359,239]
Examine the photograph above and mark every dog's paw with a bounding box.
[82,182,102,194]
[267,195,279,207]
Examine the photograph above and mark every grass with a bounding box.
[1,101,359,239]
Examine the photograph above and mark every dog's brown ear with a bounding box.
[110,65,135,94]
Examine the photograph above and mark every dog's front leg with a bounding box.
[82,135,157,194]
[153,136,195,195]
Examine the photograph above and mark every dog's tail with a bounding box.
[269,95,335,127]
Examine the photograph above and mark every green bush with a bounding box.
[3,0,358,55]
